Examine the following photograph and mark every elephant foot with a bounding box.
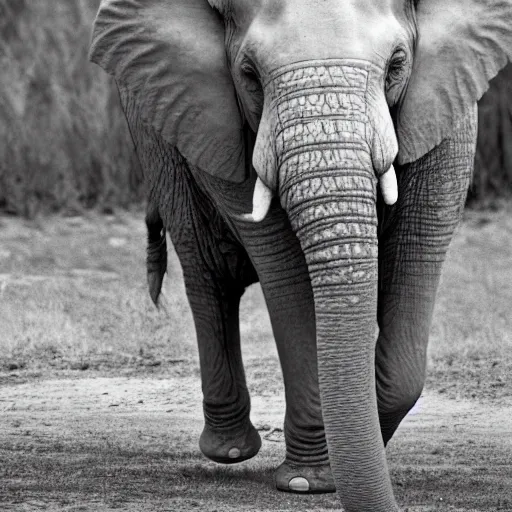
[199,421,262,464]
[275,461,335,494]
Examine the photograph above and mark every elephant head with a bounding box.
[89,1,512,510]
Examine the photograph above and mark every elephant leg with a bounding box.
[126,113,261,463]
[376,110,476,444]
[158,164,261,464]
[179,257,262,463]
[235,205,335,493]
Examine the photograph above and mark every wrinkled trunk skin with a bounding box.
[265,63,398,511]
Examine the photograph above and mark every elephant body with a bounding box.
[90,1,512,510]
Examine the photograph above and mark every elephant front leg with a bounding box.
[131,108,261,464]
[179,255,262,463]
[376,109,476,443]
[234,205,335,494]
[161,172,263,464]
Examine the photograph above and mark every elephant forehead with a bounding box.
[230,0,410,63]
[224,0,406,18]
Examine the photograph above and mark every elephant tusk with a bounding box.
[239,176,273,222]
[379,165,398,205]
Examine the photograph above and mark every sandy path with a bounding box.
[0,377,511,511]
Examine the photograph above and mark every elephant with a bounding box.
[89,1,512,510]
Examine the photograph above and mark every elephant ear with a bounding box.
[397,0,512,165]
[89,0,245,182]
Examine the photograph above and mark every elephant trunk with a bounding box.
[283,171,396,512]
[257,62,399,511]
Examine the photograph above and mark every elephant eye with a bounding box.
[240,60,260,85]
[238,59,264,129]
[385,47,409,107]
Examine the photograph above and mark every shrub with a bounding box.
[0,0,143,217]
[471,63,512,207]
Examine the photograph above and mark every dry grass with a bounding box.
[427,209,512,399]
[0,210,511,401]
[0,210,276,382]
[0,211,197,373]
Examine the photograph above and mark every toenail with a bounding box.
[289,476,309,492]
[228,447,241,459]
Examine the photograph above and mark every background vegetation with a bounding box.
[0,0,143,217]
[0,0,511,216]
[471,64,512,206]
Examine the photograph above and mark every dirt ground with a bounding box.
[0,211,511,511]
[0,376,511,512]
